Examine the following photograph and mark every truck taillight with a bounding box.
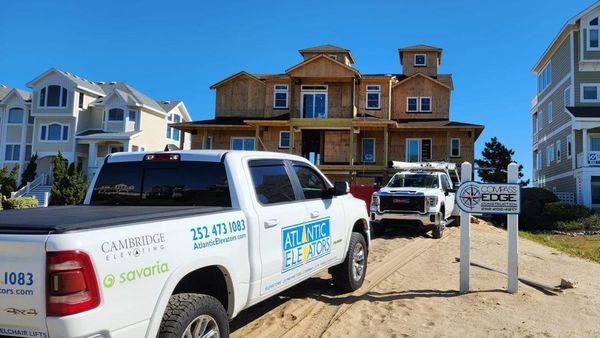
[46,251,100,316]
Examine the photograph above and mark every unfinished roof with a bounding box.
[299,44,356,64]
[286,54,361,78]
[393,73,452,90]
[209,71,265,89]
[398,45,443,64]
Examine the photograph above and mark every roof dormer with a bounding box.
[398,45,442,77]
[299,44,355,66]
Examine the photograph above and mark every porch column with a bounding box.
[583,128,589,166]
[349,128,355,165]
[351,77,356,118]
[384,125,389,166]
[255,126,261,151]
[289,126,294,154]
[203,129,208,149]
[179,131,185,150]
[572,128,576,170]
[88,142,97,166]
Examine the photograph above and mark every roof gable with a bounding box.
[299,44,356,64]
[285,55,360,78]
[0,88,32,105]
[210,71,265,89]
[26,68,104,95]
[393,73,451,90]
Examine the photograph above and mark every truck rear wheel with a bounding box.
[158,293,229,338]
[331,232,368,292]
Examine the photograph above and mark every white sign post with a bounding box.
[458,162,521,294]
[459,162,472,294]
[507,163,519,294]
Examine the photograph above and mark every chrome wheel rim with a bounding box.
[183,314,220,338]
[352,242,365,281]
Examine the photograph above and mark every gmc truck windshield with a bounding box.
[387,174,439,189]
[90,161,231,207]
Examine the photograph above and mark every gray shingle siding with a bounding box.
[536,37,570,98]
[573,30,600,106]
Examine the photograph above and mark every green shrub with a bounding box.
[543,202,592,223]
[3,197,38,210]
[519,188,560,230]
[557,213,600,231]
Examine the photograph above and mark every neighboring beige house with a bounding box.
[0,68,191,203]
[531,0,600,207]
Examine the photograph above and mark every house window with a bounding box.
[205,136,213,149]
[407,97,418,112]
[534,151,539,170]
[40,123,69,141]
[546,144,554,166]
[564,86,571,106]
[581,84,600,102]
[7,108,24,124]
[362,138,376,163]
[535,151,542,170]
[589,17,599,50]
[231,137,255,150]
[567,134,573,158]
[547,102,553,123]
[25,144,32,161]
[279,131,291,149]
[128,110,137,122]
[533,113,538,134]
[414,54,427,66]
[450,138,460,157]
[556,140,562,163]
[273,84,288,109]
[108,108,124,121]
[39,85,68,107]
[366,85,381,109]
[78,92,84,108]
[592,177,600,205]
[167,113,181,140]
[4,144,20,161]
[328,54,337,60]
[406,139,431,162]
[110,146,124,153]
[301,85,327,118]
[537,62,551,93]
[538,110,543,131]
[420,97,432,112]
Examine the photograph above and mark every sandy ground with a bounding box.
[230,221,600,337]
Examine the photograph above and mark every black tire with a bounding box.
[371,221,385,238]
[452,215,461,227]
[331,232,368,292]
[432,223,444,239]
[158,293,229,338]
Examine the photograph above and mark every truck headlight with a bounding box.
[426,196,438,207]
[371,194,380,206]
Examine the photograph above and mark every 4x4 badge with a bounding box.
[4,308,38,316]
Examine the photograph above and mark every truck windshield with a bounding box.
[90,160,231,207]
[387,173,439,189]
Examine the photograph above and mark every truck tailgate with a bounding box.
[0,234,49,338]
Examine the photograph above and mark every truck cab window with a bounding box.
[249,160,296,205]
[292,163,328,199]
[90,161,231,206]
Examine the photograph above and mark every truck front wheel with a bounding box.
[331,232,368,292]
[158,293,229,338]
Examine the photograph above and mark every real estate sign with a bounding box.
[456,181,520,214]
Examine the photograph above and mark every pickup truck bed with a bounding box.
[0,205,231,234]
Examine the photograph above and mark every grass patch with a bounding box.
[519,231,600,264]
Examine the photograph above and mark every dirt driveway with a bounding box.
[230,222,600,337]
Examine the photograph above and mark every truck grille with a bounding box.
[379,195,426,213]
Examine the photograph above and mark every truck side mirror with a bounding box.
[334,181,350,196]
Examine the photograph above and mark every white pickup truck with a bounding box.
[370,161,460,239]
[0,150,369,338]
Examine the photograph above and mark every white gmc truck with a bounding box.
[0,150,370,338]
[370,162,460,239]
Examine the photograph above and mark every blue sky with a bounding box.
[1,0,595,182]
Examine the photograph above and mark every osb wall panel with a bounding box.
[401,51,439,77]
[190,129,255,150]
[324,131,350,163]
[356,130,386,165]
[290,81,353,118]
[357,78,391,119]
[288,57,356,78]
[391,76,450,120]
[215,76,265,118]
[387,130,475,164]
[264,78,292,118]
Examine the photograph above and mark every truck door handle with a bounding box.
[264,219,279,228]
[310,211,321,219]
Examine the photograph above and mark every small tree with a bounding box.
[475,137,529,186]
[50,151,87,205]
[19,153,38,188]
[0,164,20,197]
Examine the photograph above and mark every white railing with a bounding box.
[11,174,48,198]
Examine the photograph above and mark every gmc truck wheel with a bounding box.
[331,232,368,292]
[158,293,229,338]
[432,222,444,239]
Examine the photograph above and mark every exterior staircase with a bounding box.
[11,174,51,207]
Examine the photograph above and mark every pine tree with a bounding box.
[50,151,87,205]
[475,137,529,186]
[1,164,20,197]
[19,154,38,188]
